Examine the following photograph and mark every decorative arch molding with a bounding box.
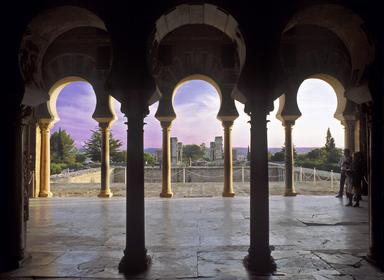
[36,76,116,125]
[43,54,97,91]
[19,6,110,106]
[308,74,347,123]
[155,74,238,123]
[276,74,350,125]
[281,24,352,88]
[283,4,374,85]
[150,3,246,68]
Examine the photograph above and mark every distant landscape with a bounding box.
[144,147,318,156]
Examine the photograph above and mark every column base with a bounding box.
[38,191,53,198]
[118,250,151,274]
[222,192,235,197]
[284,190,298,197]
[0,253,31,272]
[160,192,173,198]
[243,253,276,275]
[367,251,384,270]
[98,189,113,198]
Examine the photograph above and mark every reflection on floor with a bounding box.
[1,196,383,279]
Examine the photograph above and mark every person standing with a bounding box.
[336,149,352,198]
[352,151,364,207]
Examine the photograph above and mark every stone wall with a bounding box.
[51,168,115,184]
[112,165,284,183]
[51,165,338,184]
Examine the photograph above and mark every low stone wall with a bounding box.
[51,165,338,184]
[51,168,114,184]
[113,165,284,183]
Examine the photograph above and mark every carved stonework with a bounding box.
[19,30,40,86]
[23,151,32,221]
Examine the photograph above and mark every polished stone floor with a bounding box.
[1,196,383,279]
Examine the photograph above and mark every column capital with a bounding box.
[38,121,54,131]
[98,121,113,130]
[222,120,234,128]
[283,120,295,127]
[160,121,172,129]
[342,119,356,127]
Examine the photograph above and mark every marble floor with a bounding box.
[1,195,383,279]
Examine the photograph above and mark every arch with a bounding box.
[283,4,374,84]
[277,74,347,124]
[172,74,222,102]
[37,76,116,124]
[150,3,246,68]
[19,6,110,105]
[307,74,346,123]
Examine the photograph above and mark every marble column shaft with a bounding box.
[98,122,113,198]
[344,120,356,153]
[284,121,297,196]
[119,110,150,273]
[222,121,235,197]
[160,121,173,198]
[244,103,276,274]
[38,122,53,198]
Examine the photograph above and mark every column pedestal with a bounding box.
[222,121,235,197]
[98,122,113,198]
[38,122,53,198]
[283,121,297,196]
[160,121,173,198]
[243,102,276,275]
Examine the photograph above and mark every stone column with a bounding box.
[98,122,113,198]
[283,121,297,196]
[38,121,53,198]
[119,100,150,274]
[344,119,356,153]
[160,121,173,198]
[368,84,384,269]
[222,121,235,197]
[243,101,276,275]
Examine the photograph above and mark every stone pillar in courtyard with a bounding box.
[276,93,301,197]
[155,93,176,198]
[119,92,151,274]
[38,121,53,198]
[222,120,235,197]
[283,120,297,196]
[93,92,117,198]
[217,92,239,198]
[159,121,173,197]
[98,121,114,198]
[243,98,276,274]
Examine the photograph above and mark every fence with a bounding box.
[111,163,340,190]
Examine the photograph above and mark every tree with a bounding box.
[271,146,285,162]
[325,128,336,152]
[324,128,340,163]
[83,128,123,162]
[144,152,156,165]
[270,144,297,162]
[182,144,204,161]
[50,128,77,164]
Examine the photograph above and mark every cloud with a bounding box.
[52,79,344,150]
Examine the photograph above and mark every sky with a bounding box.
[52,79,344,149]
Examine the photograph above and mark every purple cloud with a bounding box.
[51,79,344,150]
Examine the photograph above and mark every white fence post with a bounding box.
[300,166,303,182]
[331,170,334,191]
[183,167,186,183]
[313,168,316,185]
[242,166,245,183]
